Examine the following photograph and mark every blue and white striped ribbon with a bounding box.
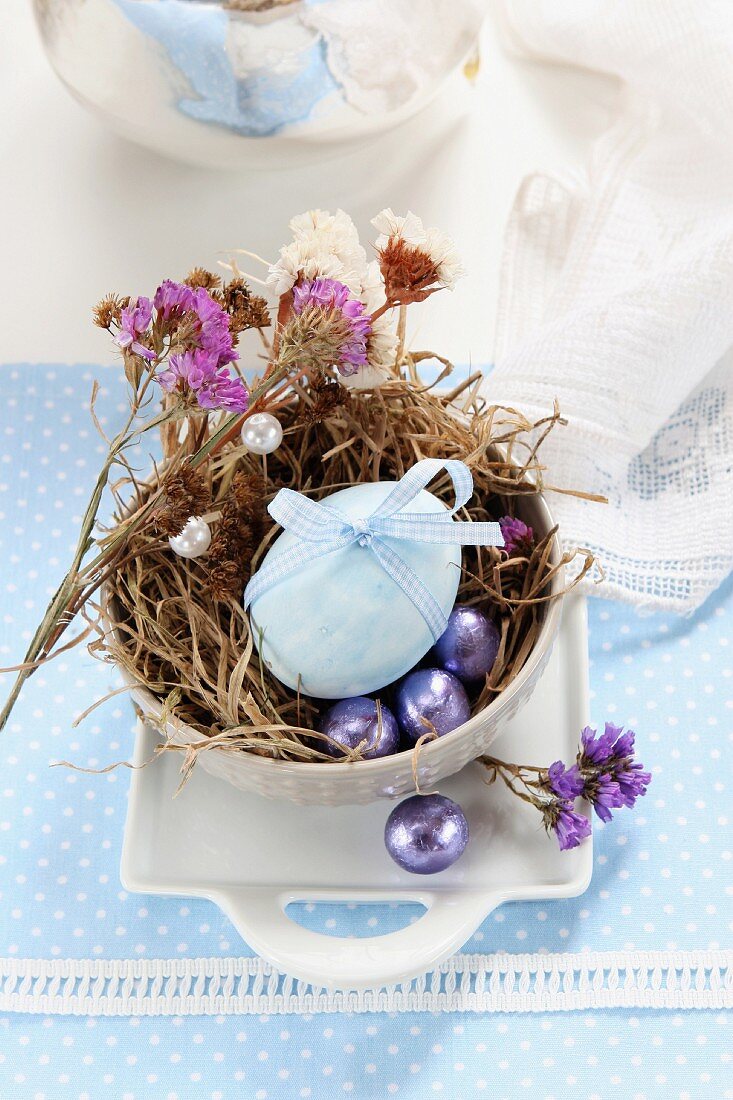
[243,459,504,641]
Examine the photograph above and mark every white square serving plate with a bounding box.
[121,595,592,992]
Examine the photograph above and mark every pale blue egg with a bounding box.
[249,481,461,699]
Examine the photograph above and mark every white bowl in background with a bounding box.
[33,0,486,169]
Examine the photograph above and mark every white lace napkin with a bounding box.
[484,0,733,612]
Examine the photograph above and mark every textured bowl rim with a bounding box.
[116,486,564,780]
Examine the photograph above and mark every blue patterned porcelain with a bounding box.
[113,0,337,138]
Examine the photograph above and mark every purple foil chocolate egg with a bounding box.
[319,696,400,759]
[385,794,469,874]
[433,605,500,683]
[395,669,471,743]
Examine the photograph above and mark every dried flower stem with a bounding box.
[0,357,300,733]
[0,363,163,727]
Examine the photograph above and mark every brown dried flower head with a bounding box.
[377,237,443,305]
[372,210,463,305]
[208,559,245,603]
[230,470,266,515]
[184,267,222,291]
[207,472,266,601]
[302,376,349,426]
[155,465,210,539]
[222,279,271,335]
[93,293,129,330]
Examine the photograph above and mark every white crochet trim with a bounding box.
[1,951,731,1016]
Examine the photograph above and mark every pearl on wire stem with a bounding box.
[168,516,212,559]
[241,412,283,455]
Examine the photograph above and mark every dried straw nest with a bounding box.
[96,372,593,765]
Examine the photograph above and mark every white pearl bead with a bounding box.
[168,516,212,559]
[241,412,283,455]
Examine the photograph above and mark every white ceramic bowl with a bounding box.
[33,0,484,170]
[115,489,563,806]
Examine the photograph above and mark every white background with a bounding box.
[1,1,615,367]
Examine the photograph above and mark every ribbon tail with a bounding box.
[369,537,450,642]
[243,533,354,610]
[374,515,504,546]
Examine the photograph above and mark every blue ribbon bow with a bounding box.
[243,458,504,641]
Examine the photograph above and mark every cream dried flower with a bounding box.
[268,208,368,297]
[371,208,465,295]
[423,225,465,291]
[372,207,426,249]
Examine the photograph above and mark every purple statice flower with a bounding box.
[547,760,584,800]
[292,277,371,376]
[615,761,653,809]
[153,279,195,319]
[292,277,348,311]
[158,349,248,415]
[587,772,623,824]
[199,368,249,414]
[499,515,534,556]
[541,760,590,850]
[579,722,618,766]
[190,286,237,368]
[546,801,592,851]
[116,297,155,361]
[153,281,236,369]
[486,718,651,855]
[158,349,215,394]
[579,722,651,819]
[152,281,244,412]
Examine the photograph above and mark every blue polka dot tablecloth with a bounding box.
[0,364,731,1099]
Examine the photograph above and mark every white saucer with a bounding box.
[121,595,592,991]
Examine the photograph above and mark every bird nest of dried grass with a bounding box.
[93,368,595,767]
